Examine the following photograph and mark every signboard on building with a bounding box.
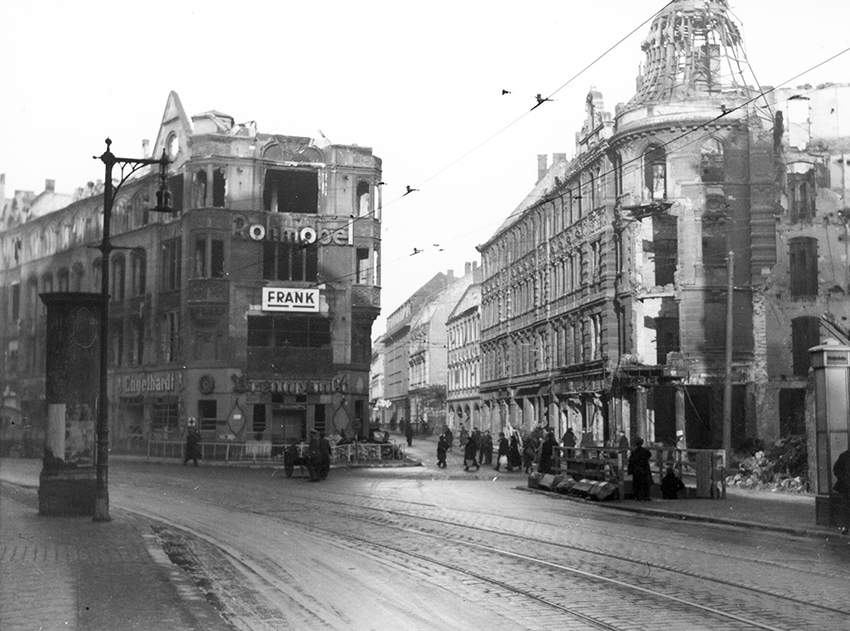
[262,287,320,312]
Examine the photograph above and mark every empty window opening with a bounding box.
[788,165,816,221]
[252,404,267,438]
[111,255,126,300]
[653,215,677,285]
[644,145,667,200]
[655,316,680,364]
[356,248,370,284]
[700,138,725,183]
[262,242,317,282]
[168,174,184,213]
[791,316,820,376]
[789,237,818,298]
[356,181,371,217]
[779,389,806,436]
[161,239,182,291]
[57,268,70,292]
[212,168,226,208]
[263,170,319,214]
[247,314,331,349]
[131,251,146,296]
[162,311,180,363]
[194,171,207,208]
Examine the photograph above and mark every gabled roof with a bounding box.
[447,280,481,324]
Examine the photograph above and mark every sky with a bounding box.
[1,1,848,336]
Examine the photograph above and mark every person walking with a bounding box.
[306,429,322,482]
[833,448,850,535]
[479,430,493,465]
[405,421,414,447]
[628,437,654,501]
[522,434,538,474]
[437,433,448,468]
[463,434,479,472]
[183,420,201,467]
[318,431,332,480]
[459,425,469,451]
[445,426,454,452]
[494,432,509,471]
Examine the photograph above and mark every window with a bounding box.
[168,174,184,213]
[212,169,226,208]
[110,321,123,366]
[71,263,85,291]
[11,283,20,320]
[590,313,602,360]
[789,237,818,297]
[252,404,266,436]
[590,240,603,284]
[644,145,666,200]
[7,341,18,374]
[162,311,180,363]
[194,171,207,208]
[262,242,317,282]
[198,400,217,432]
[356,181,371,217]
[57,268,69,292]
[247,314,331,349]
[263,170,319,214]
[194,235,225,278]
[161,239,181,290]
[130,319,145,366]
[131,251,146,296]
[700,138,725,183]
[151,402,179,433]
[788,165,816,221]
[110,254,126,300]
[655,316,680,364]
[791,316,820,376]
[356,248,370,284]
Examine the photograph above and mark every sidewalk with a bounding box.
[0,458,230,631]
[400,432,848,541]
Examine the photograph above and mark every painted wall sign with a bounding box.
[262,287,320,312]
[232,214,351,245]
[231,373,349,395]
[121,373,177,394]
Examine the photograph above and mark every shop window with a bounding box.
[212,168,226,207]
[151,402,179,434]
[252,404,267,438]
[644,145,667,200]
[314,404,327,434]
[198,400,217,432]
[247,314,331,349]
[791,316,820,376]
[700,138,725,183]
[789,237,818,298]
[262,242,317,282]
[263,169,318,214]
[161,239,181,291]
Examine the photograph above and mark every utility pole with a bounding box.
[92,139,172,522]
[722,250,734,456]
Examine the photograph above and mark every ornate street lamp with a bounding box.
[92,138,173,521]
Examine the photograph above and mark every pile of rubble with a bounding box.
[725,435,810,493]
[527,472,619,501]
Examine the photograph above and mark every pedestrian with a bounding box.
[459,425,469,451]
[522,435,538,474]
[494,432,509,471]
[405,421,414,447]
[628,437,654,501]
[479,430,493,465]
[463,433,479,471]
[660,466,685,499]
[618,431,630,451]
[318,431,332,480]
[183,420,201,467]
[538,430,558,475]
[561,427,577,449]
[445,426,454,452]
[437,433,448,468]
[307,429,321,481]
[508,433,522,471]
[833,448,850,535]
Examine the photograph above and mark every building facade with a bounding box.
[476,0,848,451]
[0,91,383,454]
[446,265,483,431]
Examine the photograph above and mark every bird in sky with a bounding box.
[376,181,387,186]
[531,93,553,111]
[501,89,511,95]
[404,185,419,196]
[411,247,422,256]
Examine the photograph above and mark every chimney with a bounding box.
[142,139,150,158]
[472,261,478,270]
[537,154,548,183]
[465,262,472,275]
[447,269,455,281]
[45,179,55,193]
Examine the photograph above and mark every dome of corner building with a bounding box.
[622,0,751,112]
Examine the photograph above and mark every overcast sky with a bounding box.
[1,1,848,335]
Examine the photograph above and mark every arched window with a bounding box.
[700,138,725,183]
[71,262,85,291]
[644,145,666,200]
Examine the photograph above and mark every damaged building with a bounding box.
[0,91,383,456]
[476,0,850,450]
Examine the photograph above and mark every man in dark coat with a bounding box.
[307,429,322,481]
[508,433,522,471]
[436,434,448,468]
[495,432,509,471]
[538,430,559,475]
[833,449,850,535]
[463,434,479,471]
[445,427,454,452]
[661,466,685,499]
[479,430,493,465]
[405,422,414,447]
[183,421,201,467]
[628,437,653,500]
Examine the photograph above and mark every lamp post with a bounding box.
[92,138,172,522]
